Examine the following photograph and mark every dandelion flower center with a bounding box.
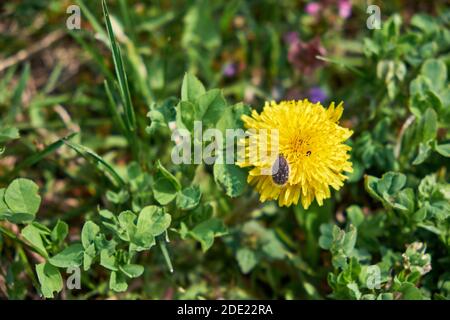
[286,134,312,160]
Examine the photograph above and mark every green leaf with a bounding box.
[4,178,41,222]
[51,220,69,244]
[176,100,196,132]
[81,221,100,249]
[420,108,437,142]
[146,98,177,135]
[153,177,178,205]
[365,172,407,209]
[106,189,129,204]
[83,244,96,271]
[109,271,128,292]
[119,264,144,278]
[117,210,136,241]
[181,73,205,102]
[95,234,117,254]
[100,249,118,271]
[396,188,415,214]
[99,208,116,221]
[100,209,120,236]
[347,282,362,300]
[318,224,333,250]
[377,293,394,300]
[0,127,20,144]
[364,175,383,202]
[342,225,357,256]
[195,89,227,127]
[410,90,442,118]
[213,163,247,197]
[411,14,439,34]
[36,263,63,299]
[319,224,357,268]
[346,205,364,227]
[216,102,250,133]
[155,161,181,190]
[153,161,181,205]
[133,206,170,250]
[0,188,11,220]
[189,218,227,252]
[261,231,286,260]
[49,244,83,268]
[378,172,406,195]
[424,201,450,221]
[412,142,432,165]
[434,143,450,157]
[236,248,258,274]
[21,224,48,258]
[139,206,171,237]
[421,59,447,91]
[397,282,423,300]
[412,207,427,222]
[176,186,202,210]
[410,75,432,97]
[417,174,437,199]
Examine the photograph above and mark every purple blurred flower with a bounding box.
[222,62,238,78]
[338,0,352,19]
[283,31,299,45]
[305,2,321,17]
[308,87,327,103]
[287,37,326,75]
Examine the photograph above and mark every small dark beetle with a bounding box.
[272,155,289,185]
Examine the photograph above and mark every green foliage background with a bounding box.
[0,0,449,300]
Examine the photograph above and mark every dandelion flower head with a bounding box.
[237,99,353,209]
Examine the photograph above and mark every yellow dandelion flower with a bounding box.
[237,99,353,209]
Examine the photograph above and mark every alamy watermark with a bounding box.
[66,5,81,30]
[170,121,280,175]
[66,266,81,290]
[366,265,381,290]
[367,5,381,29]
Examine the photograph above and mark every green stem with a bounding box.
[158,236,173,273]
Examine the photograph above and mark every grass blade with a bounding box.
[0,65,18,104]
[8,63,30,123]
[63,138,126,188]
[104,80,127,135]
[77,0,107,39]
[102,0,136,133]
[43,63,63,94]
[316,55,365,77]
[5,133,77,180]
